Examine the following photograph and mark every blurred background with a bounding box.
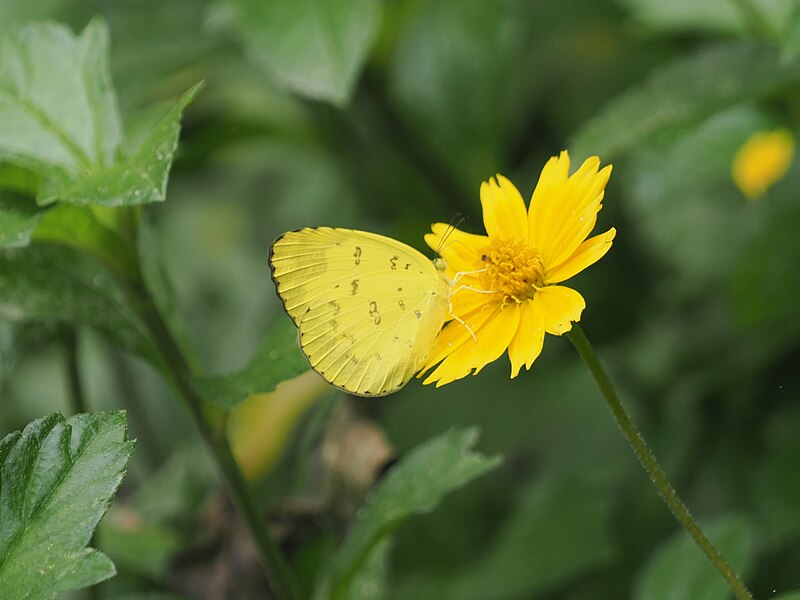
[2,0,800,598]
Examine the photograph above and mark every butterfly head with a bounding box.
[433,256,447,272]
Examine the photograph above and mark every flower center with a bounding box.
[479,238,545,303]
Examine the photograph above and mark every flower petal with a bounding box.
[545,165,612,267]
[545,227,616,284]
[508,300,545,378]
[529,151,570,247]
[418,305,496,377]
[423,304,519,386]
[425,223,488,276]
[528,151,612,267]
[450,286,494,316]
[536,286,585,335]
[481,174,528,240]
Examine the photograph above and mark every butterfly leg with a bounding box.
[447,298,478,343]
[448,267,487,286]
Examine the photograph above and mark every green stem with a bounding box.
[126,281,301,600]
[61,328,100,600]
[62,328,88,415]
[566,324,754,600]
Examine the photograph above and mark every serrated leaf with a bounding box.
[632,514,756,600]
[0,411,135,600]
[0,243,156,361]
[570,42,800,160]
[194,316,309,409]
[37,83,203,207]
[313,427,502,600]
[219,0,379,105]
[0,20,200,207]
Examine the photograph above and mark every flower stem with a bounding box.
[566,324,753,600]
[62,328,88,415]
[126,280,301,600]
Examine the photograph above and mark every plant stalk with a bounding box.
[566,324,753,600]
[62,328,88,415]
[127,281,301,600]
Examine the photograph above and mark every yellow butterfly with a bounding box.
[269,227,451,396]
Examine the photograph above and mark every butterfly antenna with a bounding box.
[435,213,467,257]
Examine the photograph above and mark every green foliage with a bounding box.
[2,0,800,598]
[0,411,134,599]
[195,316,309,409]
[218,0,379,105]
[0,19,200,207]
[633,514,756,600]
[314,428,502,600]
[571,42,800,160]
[0,243,155,360]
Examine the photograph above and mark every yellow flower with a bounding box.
[732,129,794,199]
[418,151,615,387]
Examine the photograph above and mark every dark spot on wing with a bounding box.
[351,279,359,295]
[415,310,422,319]
[369,300,381,325]
[398,300,405,310]
[354,246,362,266]
[390,256,398,270]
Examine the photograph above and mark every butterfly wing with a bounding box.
[270,227,450,396]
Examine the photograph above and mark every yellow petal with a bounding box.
[732,128,794,199]
[536,286,586,335]
[529,151,571,247]
[545,227,616,284]
[450,286,494,316]
[545,167,612,267]
[418,305,496,376]
[480,174,528,240]
[423,304,519,386]
[425,223,488,275]
[508,300,545,378]
[539,160,611,267]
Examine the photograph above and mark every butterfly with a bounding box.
[269,227,451,396]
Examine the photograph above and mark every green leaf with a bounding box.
[0,243,156,361]
[570,42,800,160]
[218,0,379,105]
[444,473,617,599]
[0,411,135,599]
[0,20,200,207]
[194,316,309,409]
[37,82,204,207]
[0,195,43,249]
[32,203,139,279]
[388,0,530,185]
[0,20,121,176]
[313,427,502,600]
[781,3,800,62]
[615,0,746,34]
[632,514,756,600]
